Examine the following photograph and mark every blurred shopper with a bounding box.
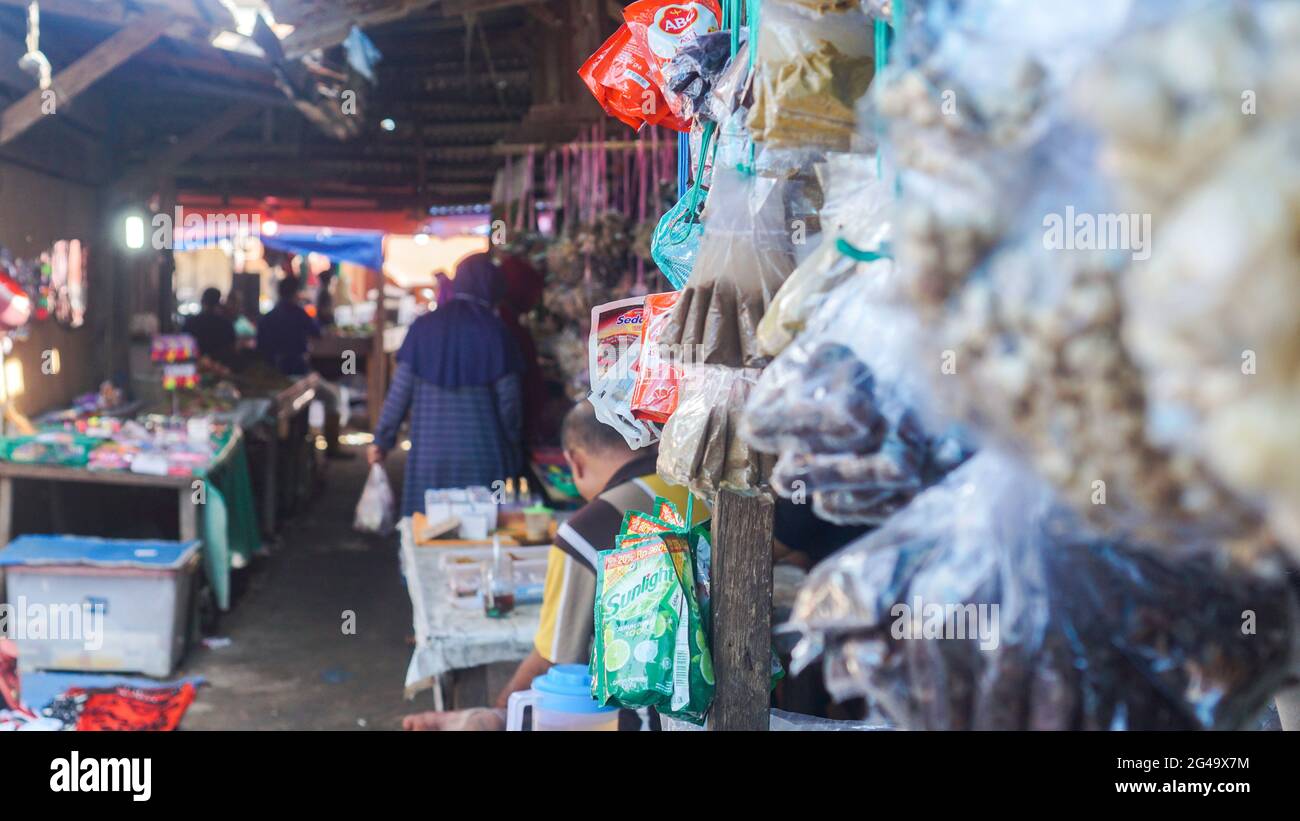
[257,275,320,376]
[369,253,523,516]
[497,255,548,449]
[183,287,237,367]
[432,271,454,307]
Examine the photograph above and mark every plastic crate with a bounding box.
[0,536,201,677]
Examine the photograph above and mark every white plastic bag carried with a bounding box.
[354,464,396,535]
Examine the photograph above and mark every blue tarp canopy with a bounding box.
[261,227,385,271]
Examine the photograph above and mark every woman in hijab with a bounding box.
[369,253,523,517]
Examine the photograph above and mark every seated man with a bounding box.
[403,401,706,731]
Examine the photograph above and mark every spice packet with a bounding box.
[579,23,691,132]
[631,291,685,425]
[589,297,661,449]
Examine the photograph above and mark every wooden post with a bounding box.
[368,269,387,430]
[178,486,199,543]
[0,476,12,549]
[709,489,774,731]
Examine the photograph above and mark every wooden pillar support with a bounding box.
[709,489,774,731]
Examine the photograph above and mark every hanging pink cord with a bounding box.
[503,153,514,234]
[567,145,575,233]
[525,147,536,232]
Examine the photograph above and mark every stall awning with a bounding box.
[261,226,385,272]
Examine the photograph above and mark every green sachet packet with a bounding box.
[592,536,687,709]
[656,532,715,725]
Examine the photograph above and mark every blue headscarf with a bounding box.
[396,253,523,388]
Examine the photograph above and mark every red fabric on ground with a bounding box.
[67,682,198,731]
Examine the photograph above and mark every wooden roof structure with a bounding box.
[0,0,614,213]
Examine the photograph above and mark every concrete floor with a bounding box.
[180,447,420,730]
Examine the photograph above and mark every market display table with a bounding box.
[399,517,541,707]
[0,428,258,611]
[233,373,319,535]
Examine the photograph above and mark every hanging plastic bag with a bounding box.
[591,528,714,724]
[742,266,972,524]
[579,24,691,132]
[786,451,1300,730]
[589,297,660,449]
[624,0,724,119]
[651,123,717,289]
[662,29,743,120]
[354,464,396,535]
[659,162,798,368]
[748,0,874,151]
[658,365,769,499]
[757,153,891,357]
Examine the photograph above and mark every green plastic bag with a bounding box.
[650,123,717,289]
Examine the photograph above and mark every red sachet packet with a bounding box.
[631,291,684,424]
[580,24,691,132]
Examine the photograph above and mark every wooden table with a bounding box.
[0,427,244,549]
[244,374,318,536]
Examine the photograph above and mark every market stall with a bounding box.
[0,420,256,612]
[537,0,1300,732]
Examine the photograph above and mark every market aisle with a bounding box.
[180,447,415,730]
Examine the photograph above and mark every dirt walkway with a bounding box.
[180,448,419,730]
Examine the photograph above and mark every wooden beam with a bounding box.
[0,0,225,42]
[112,102,261,197]
[440,0,548,15]
[709,490,774,731]
[0,15,173,145]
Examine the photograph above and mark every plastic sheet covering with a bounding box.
[786,451,1300,730]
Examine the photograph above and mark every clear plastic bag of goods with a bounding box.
[663,29,744,121]
[748,0,874,152]
[875,0,1276,557]
[658,163,798,369]
[657,365,771,499]
[757,153,891,357]
[1066,3,1300,559]
[742,268,972,524]
[785,451,1300,730]
[354,464,396,535]
[768,707,893,731]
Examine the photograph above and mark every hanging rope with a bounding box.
[20,1,53,91]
